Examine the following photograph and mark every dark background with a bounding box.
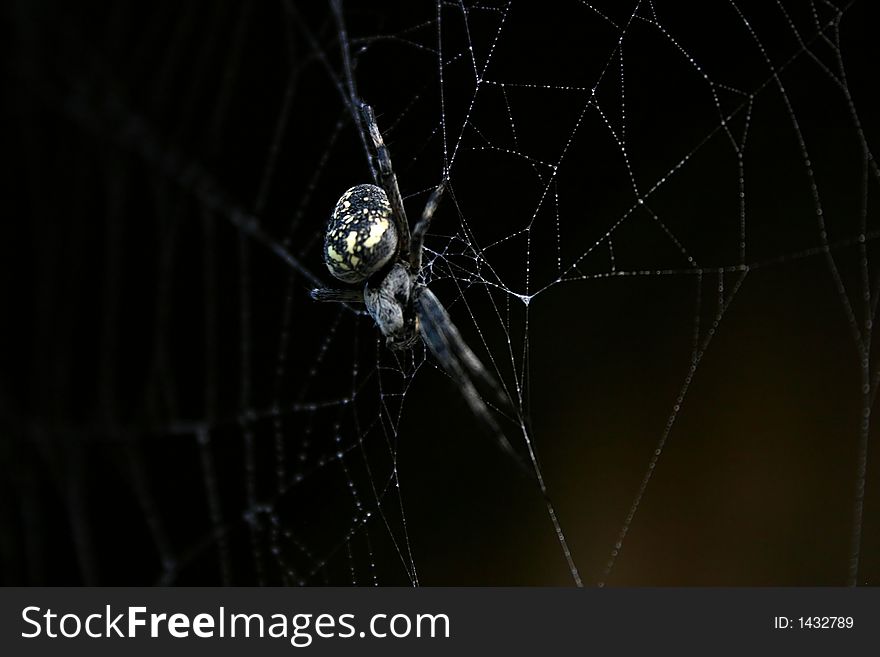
[1,0,879,586]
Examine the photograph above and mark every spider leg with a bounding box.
[359,103,412,258]
[419,286,507,408]
[310,288,364,304]
[415,287,523,467]
[410,182,446,272]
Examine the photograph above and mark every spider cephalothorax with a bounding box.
[363,262,420,351]
[311,102,515,456]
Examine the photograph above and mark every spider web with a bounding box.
[3,0,880,586]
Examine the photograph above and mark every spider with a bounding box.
[310,103,515,457]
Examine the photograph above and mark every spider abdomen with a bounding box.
[324,184,398,283]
